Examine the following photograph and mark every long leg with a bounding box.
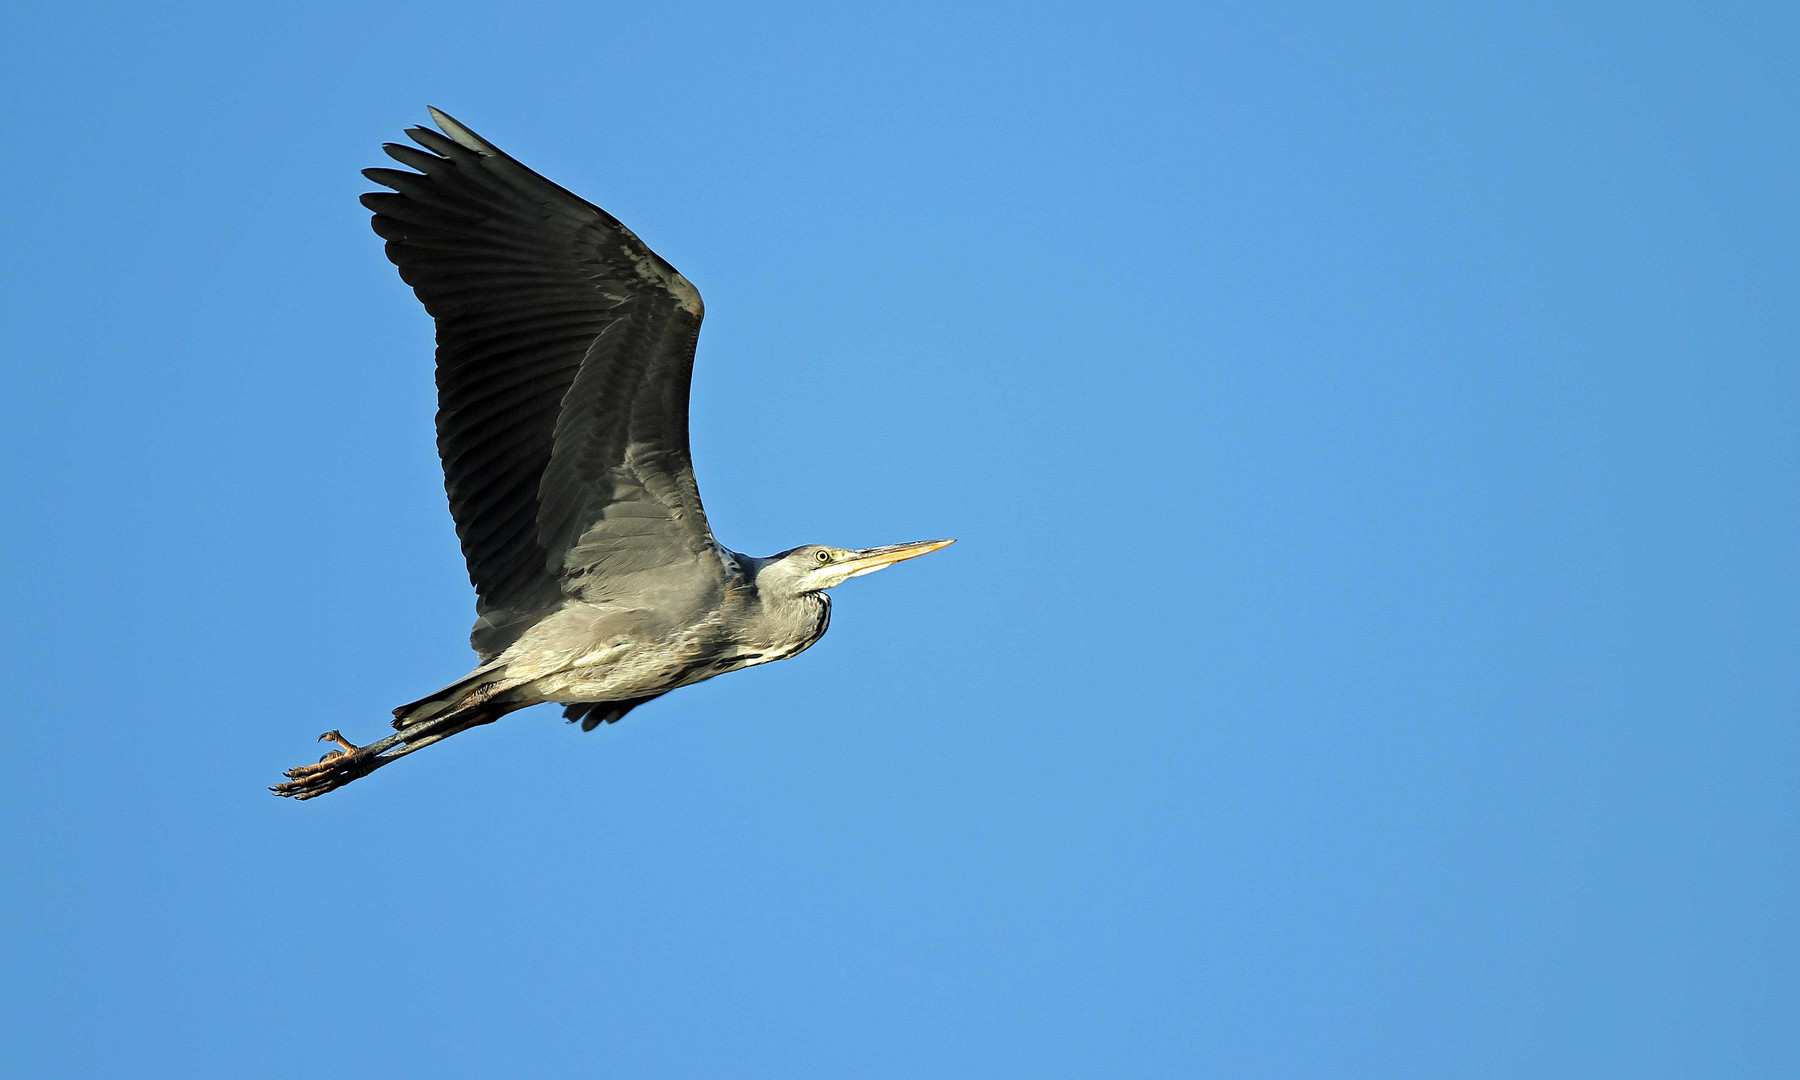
[270,707,503,800]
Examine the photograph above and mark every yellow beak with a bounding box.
[838,538,957,579]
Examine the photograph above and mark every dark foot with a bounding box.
[271,730,379,800]
[271,707,495,801]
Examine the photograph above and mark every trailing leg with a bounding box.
[270,705,507,800]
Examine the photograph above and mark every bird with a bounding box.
[272,109,953,800]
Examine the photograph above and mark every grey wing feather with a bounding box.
[563,694,667,731]
[363,108,723,658]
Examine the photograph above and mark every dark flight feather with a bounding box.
[363,108,720,658]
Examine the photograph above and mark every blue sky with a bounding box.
[2,2,1796,1076]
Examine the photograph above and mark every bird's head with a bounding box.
[755,539,956,595]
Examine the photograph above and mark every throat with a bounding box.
[759,590,831,663]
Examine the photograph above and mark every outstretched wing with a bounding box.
[363,108,723,658]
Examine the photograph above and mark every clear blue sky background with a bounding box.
[2,2,1795,1076]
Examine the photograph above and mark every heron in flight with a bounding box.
[274,109,952,799]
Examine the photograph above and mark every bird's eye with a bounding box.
[816,550,832,564]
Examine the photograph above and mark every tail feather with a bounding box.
[391,660,513,730]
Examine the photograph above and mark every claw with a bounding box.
[316,730,358,756]
[273,743,378,800]
[270,731,375,799]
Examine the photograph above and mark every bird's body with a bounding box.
[428,551,830,714]
[274,110,950,799]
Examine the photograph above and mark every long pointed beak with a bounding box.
[839,538,956,579]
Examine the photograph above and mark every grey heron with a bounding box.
[273,109,953,800]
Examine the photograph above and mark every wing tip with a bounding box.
[426,106,496,156]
